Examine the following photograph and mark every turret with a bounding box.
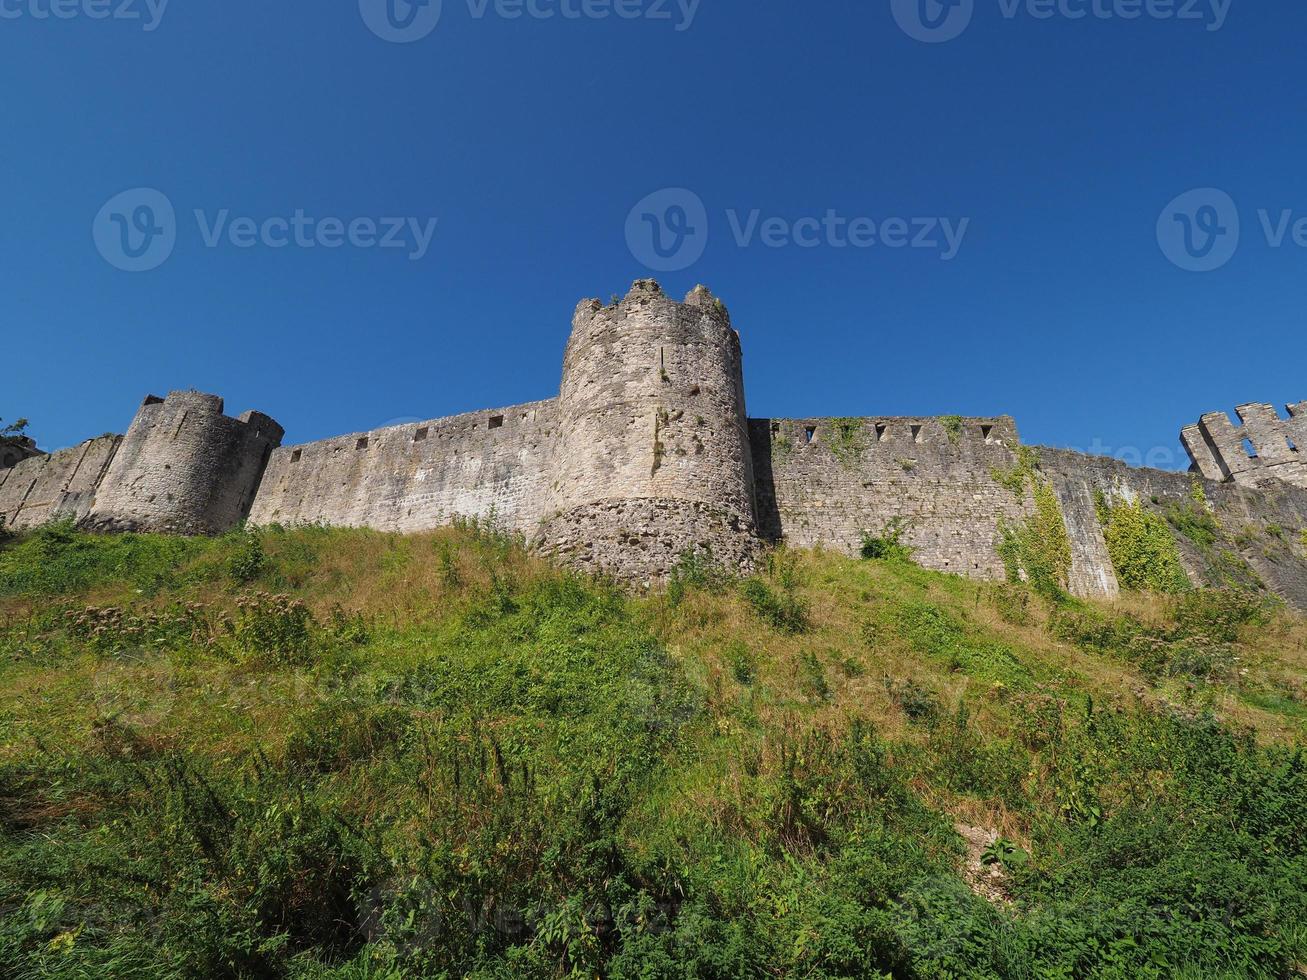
[85,390,283,535]
[537,280,759,581]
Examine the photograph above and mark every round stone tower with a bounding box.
[538,279,759,582]
[85,390,283,535]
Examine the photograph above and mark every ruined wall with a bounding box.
[1182,402,1307,489]
[1039,448,1307,610]
[85,392,283,535]
[753,415,1045,585]
[536,280,758,582]
[248,400,559,535]
[0,435,122,530]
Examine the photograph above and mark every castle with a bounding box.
[7,279,1307,606]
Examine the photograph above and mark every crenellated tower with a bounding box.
[536,279,760,581]
[85,390,283,535]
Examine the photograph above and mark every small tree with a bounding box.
[1,417,29,439]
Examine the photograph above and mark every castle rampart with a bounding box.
[247,399,559,534]
[84,391,283,535]
[0,435,122,531]
[12,281,1307,610]
[751,415,1053,585]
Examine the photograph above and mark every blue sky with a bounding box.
[3,0,1306,470]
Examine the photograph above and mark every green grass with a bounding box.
[1,525,1305,977]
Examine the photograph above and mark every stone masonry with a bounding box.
[1182,402,1307,489]
[10,280,1307,607]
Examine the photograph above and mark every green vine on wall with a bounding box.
[994,447,1072,599]
[941,415,964,445]
[828,418,866,470]
[1095,491,1191,595]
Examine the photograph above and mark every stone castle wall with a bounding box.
[12,279,1307,610]
[1182,402,1307,489]
[751,415,1037,585]
[0,435,122,530]
[247,400,559,535]
[84,391,283,536]
[1039,448,1307,609]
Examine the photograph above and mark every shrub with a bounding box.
[740,578,809,634]
[226,527,267,584]
[1098,495,1190,594]
[860,520,913,563]
[885,676,942,725]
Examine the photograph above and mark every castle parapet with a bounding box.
[1181,402,1307,489]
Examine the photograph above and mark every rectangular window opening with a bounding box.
[1242,437,1257,459]
[489,415,504,430]
[356,437,370,450]
[414,426,429,442]
[290,449,302,463]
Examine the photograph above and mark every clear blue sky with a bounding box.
[4,0,1305,470]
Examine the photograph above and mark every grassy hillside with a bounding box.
[1,521,1305,978]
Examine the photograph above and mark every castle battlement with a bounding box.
[1182,402,1307,490]
[9,281,1307,606]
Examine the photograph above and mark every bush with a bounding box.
[1098,496,1191,594]
[740,578,809,634]
[226,527,267,584]
[860,521,914,563]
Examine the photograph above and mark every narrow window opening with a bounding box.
[875,423,888,443]
[911,424,924,444]
[356,437,369,450]
[290,449,302,463]
[981,424,993,441]
[771,422,781,436]
[489,415,504,430]
[414,427,429,442]
[1242,438,1257,459]
[804,426,817,444]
